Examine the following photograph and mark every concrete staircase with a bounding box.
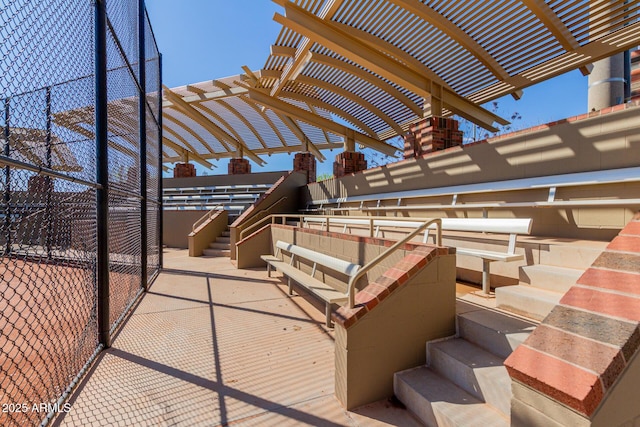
[495,240,605,321]
[394,302,537,427]
[202,229,231,257]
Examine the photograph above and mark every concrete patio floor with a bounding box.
[54,248,422,426]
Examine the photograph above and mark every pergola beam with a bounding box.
[520,0,592,75]
[163,85,265,165]
[309,52,422,117]
[273,0,507,131]
[162,86,248,108]
[162,137,215,169]
[241,85,398,157]
[270,0,345,97]
[387,0,509,80]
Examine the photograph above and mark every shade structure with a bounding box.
[161,0,640,167]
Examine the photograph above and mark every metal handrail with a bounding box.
[236,196,288,239]
[347,218,442,308]
[238,211,300,241]
[191,203,224,232]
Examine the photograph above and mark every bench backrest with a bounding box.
[275,240,360,277]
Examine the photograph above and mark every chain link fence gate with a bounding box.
[0,1,162,425]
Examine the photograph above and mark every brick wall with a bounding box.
[228,158,251,175]
[403,116,463,158]
[334,151,367,178]
[173,162,196,178]
[293,152,316,183]
[506,211,640,421]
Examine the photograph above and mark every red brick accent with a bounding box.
[334,246,439,329]
[561,287,640,323]
[173,162,196,178]
[228,158,251,174]
[293,152,316,183]
[333,151,367,178]
[506,210,640,418]
[577,268,640,296]
[523,325,626,389]
[403,117,463,158]
[505,345,604,416]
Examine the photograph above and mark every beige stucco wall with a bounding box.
[335,254,457,409]
[163,210,204,248]
[304,106,640,240]
[188,210,228,257]
[229,172,308,260]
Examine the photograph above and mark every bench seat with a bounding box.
[261,240,359,327]
[260,259,349,304]
[456,248,524,263]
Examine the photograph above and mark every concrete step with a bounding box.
[202,248,231,257]
[209,242,230,250]
[429,338,511,417]
[457,305,537,359]
[538,242,604,271]
[394,366,508,427]
[216,236,231,244]
[519,264,584,293]
[495,285,563,322]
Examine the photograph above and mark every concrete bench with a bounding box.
[261,240,361,327]
[302,216,532,294]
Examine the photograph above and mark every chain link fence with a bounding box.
[0,1,161,425]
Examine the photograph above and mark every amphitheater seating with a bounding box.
[302,216,532,294]
[261,240,361,327]
[163,183,271,220]
[305,166,640,214]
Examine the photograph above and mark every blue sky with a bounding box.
[147,1,588,177]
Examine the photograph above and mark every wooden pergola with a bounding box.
[163,0,640,167]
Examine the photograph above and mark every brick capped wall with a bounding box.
[173,162,196,178]
[403,116,463,158]
[506,211,640,419]
[293,152,316,183]
[228,158,251,175]
[334,151,367,178]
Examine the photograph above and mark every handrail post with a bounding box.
[369,218,374,238]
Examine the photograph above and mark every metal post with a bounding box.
[158,53,163,269]
[95,0,111,348]
[45,87,53,259]
[138,0,148,290]
[4,98,10,255]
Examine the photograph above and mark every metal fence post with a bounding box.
[45,86,53,258]
[158,53,163,270]
[4,98,10,255]
[139,0,148,290]
[95,0,110,348]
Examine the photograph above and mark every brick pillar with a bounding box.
[228,157,250,175]
[173,162,196,178]
[405,117,463,156]
[28,175,53,194]
[293,152,316,183]
[333,151,367,178]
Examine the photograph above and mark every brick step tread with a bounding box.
[430,338,511,416]
[495,285,563,322]
[394,366,508,427]
[457,302,537,359]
